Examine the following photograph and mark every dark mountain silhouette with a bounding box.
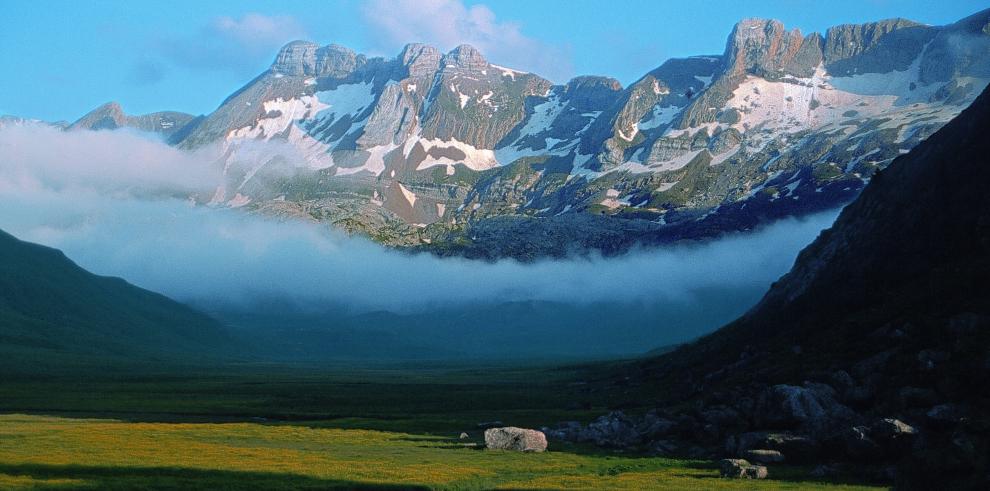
[0,229,231,360]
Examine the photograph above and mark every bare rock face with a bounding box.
[443,44,488,71]
[414,44,553,150]
[484,427,548,452]
[400,43,441,78]
[315,44,362,78]
[824,19,934,76]
[272,41,362,78]
[723,19,822,79]
[271,41,320,76]
[754,383,858,434]
[921,9,990,84]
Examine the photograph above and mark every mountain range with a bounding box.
[41,8,990,259]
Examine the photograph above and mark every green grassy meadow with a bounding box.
[0,362,886,490]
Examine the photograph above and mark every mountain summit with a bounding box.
[69,101,197,138]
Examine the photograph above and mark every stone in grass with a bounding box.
[459,432,470,439]
[719,459,769,479]
[484,427,548,452]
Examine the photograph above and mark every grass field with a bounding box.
[0,361,886,490]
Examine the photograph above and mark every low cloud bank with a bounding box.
[0,124,837,322]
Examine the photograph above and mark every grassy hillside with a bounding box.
[0,229,231,360]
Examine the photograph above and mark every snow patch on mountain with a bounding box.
[638,105,682,131]
[410,137,499,172]
[492,64,526,80]
[315,82,376,119]
[495,93,580,165]
[398,182,417,207]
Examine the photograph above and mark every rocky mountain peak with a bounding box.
[68,101,196,137]
[565,75,623,93]
[562,76,624,110]
[69,101,127,131]
[399,43,442,78]
[315,44,361,78]
[271,41,362,78]
[919,9,990,84]
[271,40,320,75]
[723,18,822,79]
[442,44,488,71]
[823,18,932,76]
[94,101,124,114]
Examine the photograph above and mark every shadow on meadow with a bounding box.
[0,463,430,490]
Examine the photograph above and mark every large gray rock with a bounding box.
[543,410,675,449]
[484,427,547,452]
[870,418,917,441]
[578,411,642,447]
[719,459,768,479]
[757,383,855,432]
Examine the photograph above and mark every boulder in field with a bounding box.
[718,458,768,479]
[484,427,547,452]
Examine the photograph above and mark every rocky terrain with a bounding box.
[547,82,990,488]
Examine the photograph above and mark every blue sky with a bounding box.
[1,0,985,121]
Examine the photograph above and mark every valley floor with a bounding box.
[0,362,885,490]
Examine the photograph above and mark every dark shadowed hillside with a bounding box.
[648,58,990,393]
[578,84,990,488]
[0,229,231,360]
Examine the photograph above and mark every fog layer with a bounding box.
[0,124,839,356]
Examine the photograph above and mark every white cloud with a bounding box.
[0,125,840,354]
[0,124,838,315]
[211,13,308,52]
[0,123,220,195]
[155,13,308,76]
[361,0,573,82]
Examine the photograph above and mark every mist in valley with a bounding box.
[0,124,841,360]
